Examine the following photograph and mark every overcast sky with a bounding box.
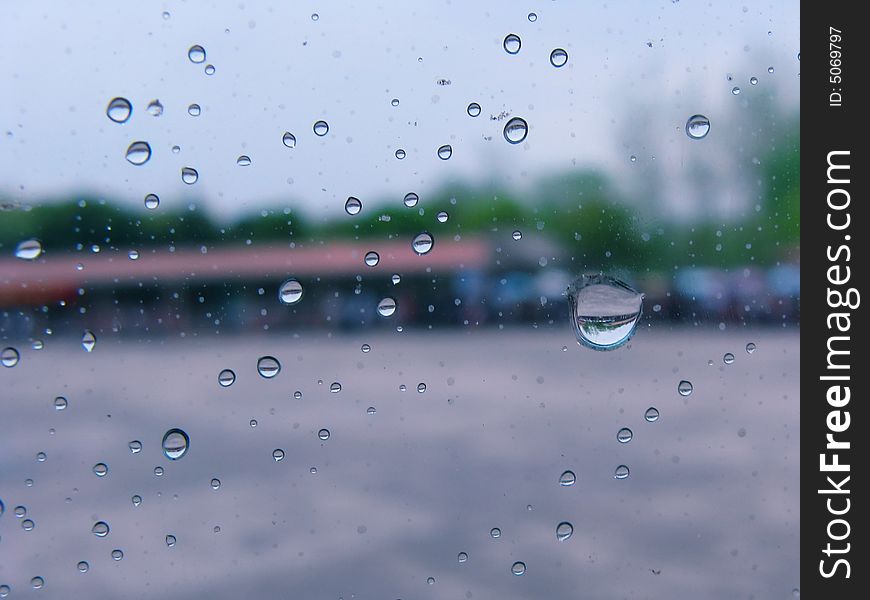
[1,0,799,220]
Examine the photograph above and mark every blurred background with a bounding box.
[1,1,799,599]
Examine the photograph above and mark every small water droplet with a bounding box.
[503,117,528,144]
[92,521,110,537]
[528,12,537,22]
[436,211,449,223]
[617,428,633,443]
[14,238,43,260]
[188,103,201,116]
[345,196,362,215]
[395,148,406,159]
[559,470,576,486]
[282,132,296,148]
[77,561,89,573]
[412,231,434,255]
[272,449,285,462]
[458,551,468,563]
[556,521,574,541]
[188,45,206,63]
[204,64,215,75]
[503,34,521,54]
[329,382,342,394]
[22,519,35,531]
[125,141,152,165]
[236,155,251,166]
[146,99,164,116]
[257,356,281,378]
[391,98,400,107]
[154,466,164,476]
[165,534,177,547]
[630,155,637,163]
[723,352,735,364]
[437,144,452,160]
[278,278,303,305]
[128,249,139,260]
[614,465,630,479]
[0,584,9,597]
[731,86,741,95]
[745,342,756,354]
[678,380,693,396]
[161,428,190,460]
[364,251,380,267]
[128,440,142,453]
[361,343,371,353]
[30,577,44,590]
[567,274,643,350]
[417,382,427,393]
[313,120,329,136]
[511,561,526,576]
[93,463,108,477]
[132,495,142,506]
[644,407,660,422]
[550,48,568,67]
[490,527,501,538]
[144,194,160,210]
[81,330,96,352]
[427,577,435,585]
[318,428,330,440]
[377,297,397,317]
[391,273,401,285]
[768,66,774,74]
[511,230,523,241]
[111,549,124,561]
[211,478,221,490]
[467,102,481,117]
[181,167,199,184]
[1,347,20,368]
[52,396,67,411]
[685,114,711,139]
[218,369,236,387]
[107,97,132,123]
[403,192,419,207]
[750,77,758,85]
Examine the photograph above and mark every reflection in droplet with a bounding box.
[395,149,406,160]
[750,77,758,85]
[211,478,221,490]
[128,250,139,260]
[436,211,449,223]
[236,155,252,166]
[345,196,362,215]
[129,440,142,453]
[745,342,757,354]
[412,231,434,255]
[511,561,526,576]
[272,449,285,462]
[132,495,142,506]
[490,527,501,538]
[644,407,660,422]
[723,352,735,364]
[556,521,574,541]
[361,343,371,353]
[550,48,569,67]
[503,117,528,144]
[318,428,330,440]
[528,12,537,22]
[125,141,152,165]
[30,577,44,590]
[731,86,741,95]
[678,380,693,396]
[278,278,304,305]
[93,463,108,477]
[92,521,110,537]
[366,406,376,415]
[81,330,96,352]
[257,356,281,378]
[330,382,342,393]
[188,45,206,63]
[282,132,296,148]
[154,466,164,476]
[106,97,132,123]
[458,551,468,563]
[77,561,90,573]
[567,274,643,350]
[313,120,329,136]
[377,297,397,317]
[181,167,199,184]
[158,430,188,463]
[144,194,160,210]
[437,144,452,160]
[559,470,576,486]
[617,428,633,443]
[467,102,481,117]
[403,192,419,208]
[1,347,20,368]
[685,114,711,139]
[54,396,67,410]
[15,239,43,260]
[391,98,399,107]
[364,251,380,267]
[165,534,177,547]
[111,549,124,561]
[22,519,35,531]
[218,369,236,387]
[503,34,521,54]
[188,103,201,116]
[614,465,630,480]
[204,64,215,75]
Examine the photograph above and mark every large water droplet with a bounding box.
[412,231,434,255]
[678,380,693,396]
[503,117,528,144]
[437,144,452,160]
[345,196,362,215]
[161,428,190,460]
[503,34,522,54]
[278,278,303,305]
[313,120,329,136]
[106,97,132,123]
[0,347,19,368]
[125,141,152,165]
[685,114,711,139]
[377,297,397,317]
[556,521,574,541]
[257,356,281,378]
[144,194,160,210]
[567,274,643,350]
[644,407,660,422]
[181,167,199,184]
[511,561,526,576]
[616,428,633,443]
[282,132,296,148]
[218,369,236,387]
[15,239,43,260]
[364,251,380,267]
[403,192,419,207]
[467,102,481,117]
[614,465,630,479]
[188,45,206,63]
[559,470,576,486]
[81,330,96,352]
[550,48,569,67]
[92,521,110,537]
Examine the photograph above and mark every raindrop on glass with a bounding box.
[132,495,142,506]
[257,356,281,378]
[395,149,406,159]
[1,347,20,368]
[403,192,419,207]
[181,167,199,184]
[512,230,522,241]
[272,449,285,462]
[345,196,362,215]
[731,86,741,95]
[644,407,660,422]
[750,77,758,85]
[93,463,108,477]
[278,278,303,305]
[391,273,401,285]
[559,470,576,486]
[54,396,67,410]
[550,48,568,67]
[187,103,201,116]
[511,561,526,576]
[318,428,330,440]
[282,132,296,148]
[490,527,501,538]
[106,97,132,123]
[77,561,89,573]
[329,382,342,393]
[92,521,110,537]
[567,274,643,350]
[458,551,468,563]
[165,534,177,547]
[685,114,711,139]
[111,549,124,561]
[361,343,371,353]
[723,352,735,364]
[436,211,449,223]
[614,465,630,480]
[125,141,152,165]
[129,440,142,453]
[678,380,693,396]
[211,478,221,490]
[15,239,43,260]
[237,155,251,166]
[745,342,756,354]
[556,521,574,541]
[144,194,160,210]
[503,117,528,144]
[364,251,380,267]
[161,428,190,460]
[616,428,633,443]
[146,99,163,116]
[412,231,434,255]
[204,64,215,75]
[188,45,206,63]
[313,120,329,136]
[30,577,44,590]
[467,102,481,117]
[528,12,537,22]
[81,330,96,352]
[503,34,521,54]
[218,369,236,387]
[377,297,397,317]
[437,144,452,160]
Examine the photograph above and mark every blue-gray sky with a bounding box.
[1,0,799,220]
